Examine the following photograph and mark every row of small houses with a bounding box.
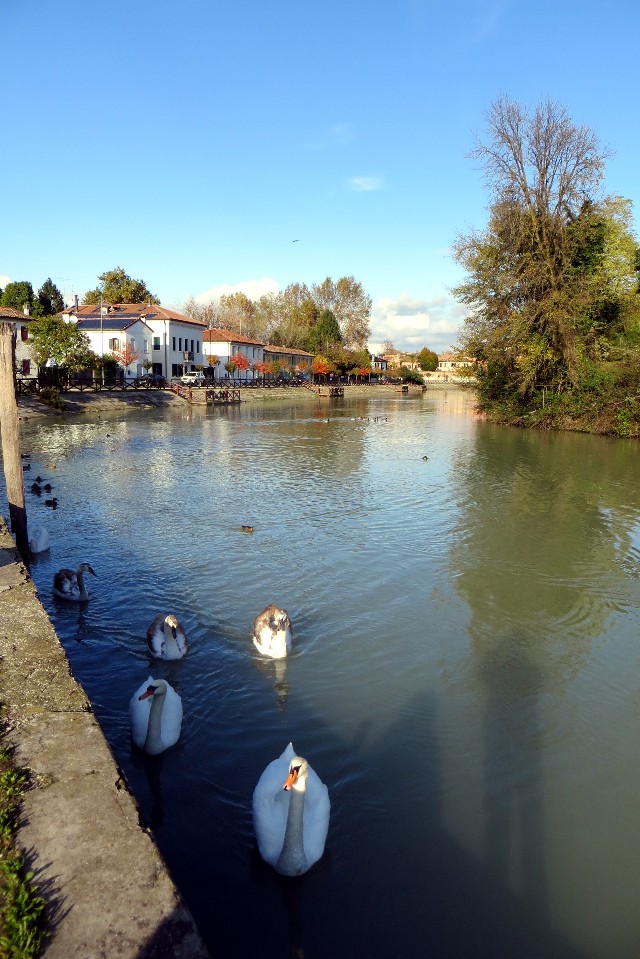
[2,301,472,383]
[5,301,317,383]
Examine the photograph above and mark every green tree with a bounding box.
[417,347,439,371]
[311,276,372,349]
[37,278,65,315]
[453,96,636,404]
[29,315,98,370]
[306,309,342,353]
[1,281,36,314]
[400,367,425,385]
[83,267,159,305]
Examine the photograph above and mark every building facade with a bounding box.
[0,305,36,377]
[62,302,205,379]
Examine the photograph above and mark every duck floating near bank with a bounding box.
[52,563,97,601]
[253,742,330,876]
[146,614,189,660]
[129,677,182,755]
[252,605,292,659]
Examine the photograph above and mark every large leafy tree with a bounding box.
[1,281,37,315]
[312,276,372,350]
[29,315,98,370]
[83,267,159,305]
[453,96,637,402]
[417,347,439,371]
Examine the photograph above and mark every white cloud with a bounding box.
[0,274,12,289]
[194,277,280,303]
[369,293,468,354]
[348,176,382,193]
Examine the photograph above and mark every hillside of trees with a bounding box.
[453,96,640,437]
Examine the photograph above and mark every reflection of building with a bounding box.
[62,302,205,379]
[1,305,36,376]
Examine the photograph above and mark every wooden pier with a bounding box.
[317,385,344,397]
[171,384,241,405]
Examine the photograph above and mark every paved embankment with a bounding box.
[0,520,210,958]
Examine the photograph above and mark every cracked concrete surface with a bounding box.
[0,520,211,958]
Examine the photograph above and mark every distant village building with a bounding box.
[369,353,388,374]
[62,302,205,379]
[383,350,420,371]
[436,352,475,373]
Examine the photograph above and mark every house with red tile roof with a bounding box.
[202,328,265,382]
[263,344,314,375]
[62,302,206,380]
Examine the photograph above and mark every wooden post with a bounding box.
[0,322,28,562]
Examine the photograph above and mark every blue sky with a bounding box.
[2,0,638,353]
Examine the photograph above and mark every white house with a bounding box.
[263,344,314,375]
[437,352,474,373]
[62,302,206,379]
[202,328,265,382]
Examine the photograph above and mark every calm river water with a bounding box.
[7,388,640,958]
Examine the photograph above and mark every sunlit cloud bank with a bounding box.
[195,277,280,303]
[0,274,12,289]
[369,294,468,355]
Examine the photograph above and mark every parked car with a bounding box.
[133,373,166,387]
[180,371,206,386]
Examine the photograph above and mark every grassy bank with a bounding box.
[0,730,46,959]
[477,362,640,437]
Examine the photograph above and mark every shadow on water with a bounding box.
[10,399,614,958]
[172,687,587,959]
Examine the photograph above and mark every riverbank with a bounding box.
[17,382,465,421]
[0,520,210,958]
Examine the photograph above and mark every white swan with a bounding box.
[129,677,182,755]
[253,742,330,876]
[252,605,292,659]
[146,614,188,660]
[28,525,50,554]
[52,563,97,601]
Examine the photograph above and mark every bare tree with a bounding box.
[454,96,617,394]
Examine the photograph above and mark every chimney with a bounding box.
[74,294,79,311]
[23,304,29,316]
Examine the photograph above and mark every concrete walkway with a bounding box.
[0,520,211,958]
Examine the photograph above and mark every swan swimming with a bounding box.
[146,614,188,660]
[253,742,330,876]
[52,563,96,601]
[252,605,292,659]
[129,677,182,755]
[28,525,50,554]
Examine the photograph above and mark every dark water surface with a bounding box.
[6,389,640,958]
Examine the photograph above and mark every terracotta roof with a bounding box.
[203,328,263,346]
[263,344,314,357]
[62,303,205,327]
[0,306,31,320]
